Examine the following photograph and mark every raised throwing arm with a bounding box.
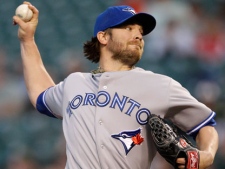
[13,2,55,107]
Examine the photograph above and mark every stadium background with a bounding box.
[0,0,225,168]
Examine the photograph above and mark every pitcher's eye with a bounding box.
[125,26,132,31]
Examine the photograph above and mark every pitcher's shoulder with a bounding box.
[132,67,173,80]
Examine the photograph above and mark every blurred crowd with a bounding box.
[0,0,225,168]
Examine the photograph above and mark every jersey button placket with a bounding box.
[99,120,103,125]
[103,74,110,90]
[96,73,110,169]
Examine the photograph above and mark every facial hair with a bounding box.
[107,36,143,67]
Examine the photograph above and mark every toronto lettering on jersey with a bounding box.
[66,91,151,125]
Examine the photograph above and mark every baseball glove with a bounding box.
[148,114,199,169]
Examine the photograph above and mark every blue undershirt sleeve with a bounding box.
[189,117,216,140]
[36,90,57,118]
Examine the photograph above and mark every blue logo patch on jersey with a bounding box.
[111,128,144,155]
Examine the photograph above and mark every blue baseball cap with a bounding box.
[94,5,156,37]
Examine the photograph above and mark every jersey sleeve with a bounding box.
[36,81,64,119]
[166,78,216,135]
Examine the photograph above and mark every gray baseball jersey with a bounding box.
[37,67,216,169]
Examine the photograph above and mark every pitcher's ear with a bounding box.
[97,31,108,45]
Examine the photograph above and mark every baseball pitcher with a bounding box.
[13,2,218,169]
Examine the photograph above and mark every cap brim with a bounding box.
[112,13,156,36]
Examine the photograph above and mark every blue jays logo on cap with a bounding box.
[122,7,136,15]
[94,5,156,37]
[111,128,144,155]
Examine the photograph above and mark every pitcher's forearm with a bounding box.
[196,126,219,168]
[21,40,55,107]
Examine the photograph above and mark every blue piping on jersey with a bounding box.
[187,111,216,136]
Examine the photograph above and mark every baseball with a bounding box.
[15,4,33,22]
